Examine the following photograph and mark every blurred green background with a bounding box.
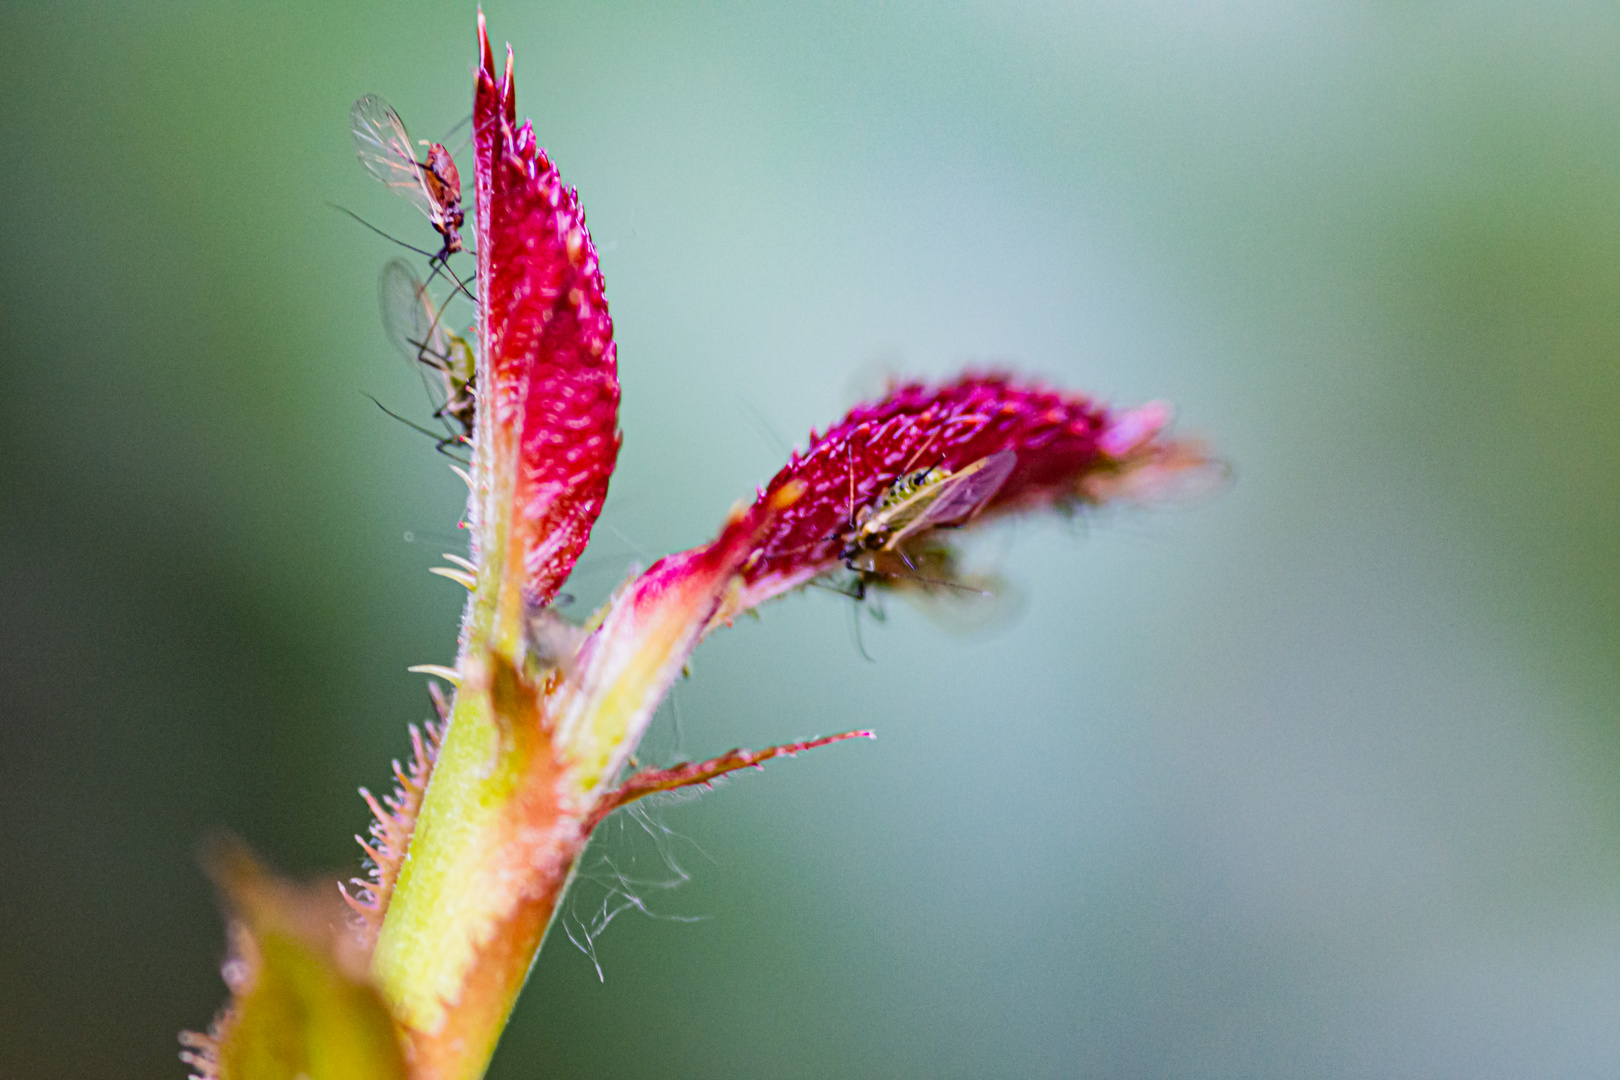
[3,2,1618,1076]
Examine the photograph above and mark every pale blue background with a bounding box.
[2,3,1617,1076]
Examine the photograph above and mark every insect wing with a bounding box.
[524,605,587,681]
[895,571,1025,636]
[378,259,449,366]
[884,450,1017,549]
[860,542,1025,636]
[351,94,436,221]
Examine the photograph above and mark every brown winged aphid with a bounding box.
[838,449,1018,601]
[351,94,465,264]
[379,258,476,451]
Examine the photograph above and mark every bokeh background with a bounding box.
[4,2,1619,1076]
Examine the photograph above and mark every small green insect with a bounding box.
[840,449,1017,587]
[379,258,476,451]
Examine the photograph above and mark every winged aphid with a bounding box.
[378,258,476,452]
[351,95,466,264]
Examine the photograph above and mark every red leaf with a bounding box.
[735,373,1218,609]
[473,12,620,606]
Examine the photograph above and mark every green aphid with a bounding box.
[841,449,1017,571]
[379,257,477,451]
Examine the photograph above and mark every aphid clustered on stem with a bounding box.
[181,13,1218,1080]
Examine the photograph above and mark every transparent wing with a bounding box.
[378,258,448,366]
[885,450,1017,548]
[351,94,435,220]
[894,572,1025,636]
[524,605,588,681]
[862,543,1025,636]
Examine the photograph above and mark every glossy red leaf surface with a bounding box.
[472,13,620,606]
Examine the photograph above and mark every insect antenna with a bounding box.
[439,113,475,159]
[846,438,858,534]
[828,443,884,663]
[363,393,471,464]
[329,202,441,261]
[894,411,947,477]
[848,586,875,663]
[883,569,994,597]
[329,203,479,306]
[737,398,790,457]
[805,575,861,601]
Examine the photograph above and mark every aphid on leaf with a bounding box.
[839,449,1018,584]
[819,446,1022,645]
[351,94,465,263]
[379,258,476,449]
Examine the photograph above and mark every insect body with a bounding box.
[823,448,1021,641]
[379,258,476,448]
[351,95,465,262]
[840,449,1017,580]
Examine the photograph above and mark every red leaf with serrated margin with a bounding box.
[473,15,620,606]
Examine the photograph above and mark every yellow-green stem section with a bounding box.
[370,649,585,1080]
[370,443,576,1080]
[367,460,756,1078]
